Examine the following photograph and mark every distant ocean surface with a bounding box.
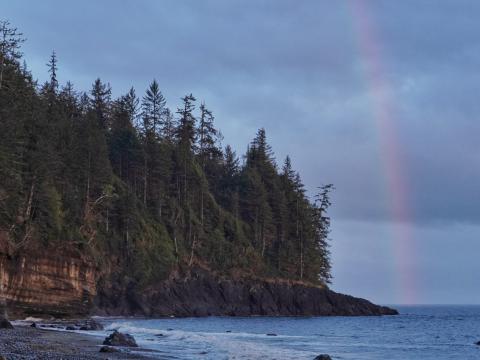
[90,306,480,359]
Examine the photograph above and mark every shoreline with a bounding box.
[0,326,154,360]
[1,310,399,359]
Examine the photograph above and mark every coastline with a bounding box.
[0,326,152,360]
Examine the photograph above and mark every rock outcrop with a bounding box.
[103,330,138,347]
[1,231,396,318]
[314,355,332,360]
[0,297,14,329]
[95,267,398,317]
[0,232,96,318]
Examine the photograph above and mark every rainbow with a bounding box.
[347,0,417,304]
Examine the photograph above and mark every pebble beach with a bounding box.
[0,326,151,360]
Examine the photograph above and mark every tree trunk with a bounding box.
[183,156,187,204]
[261,223,266,258]
[0,57,4,90]
[300,234,304,280]
[189,234,197,267]
[200,190,204,226]
[143,157,147,206]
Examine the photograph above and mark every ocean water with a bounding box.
[91,306,480,359]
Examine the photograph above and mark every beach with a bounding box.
[0,326,152,360]
[1,306,479,359]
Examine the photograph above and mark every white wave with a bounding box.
[102,320,316,360]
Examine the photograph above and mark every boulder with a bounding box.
[79,318,104,331]
[66,326,76,331]
[30,322,37,328]
[103,330,138,347]
[0,318,13,329]
[0,299,13,329]
[314,355,332,360]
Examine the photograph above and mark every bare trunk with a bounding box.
[126,219,129,243]
[261,227,266,258]
[86,151,91,211]
[183,157,187,204]
[24,178,36,219]
[189,234,197,267]
[296,198,299,237]
[0,59,4,90]
[143,157,147,206]
[254,208,259,247]
[300,234,304,280]
[200,190,204,226]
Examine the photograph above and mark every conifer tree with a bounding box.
[141,80,166,137]
[0,20,24,89]
[90,78,111,130]
[162,108,176,141]
[47,50,58,93]
[175,94,196,204]
[0,21,335,290]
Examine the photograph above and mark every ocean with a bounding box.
[90,305,480,359]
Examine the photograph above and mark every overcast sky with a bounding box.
[3,0,479,304]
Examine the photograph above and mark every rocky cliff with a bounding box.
[95,267,397,317]
[0,235,396,318]
[0,232,97,317]
[0,252,96,318]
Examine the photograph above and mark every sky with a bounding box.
[2,0,479,305]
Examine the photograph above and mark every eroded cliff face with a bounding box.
[95,267,398,317]
[0,233,96,317]
[0,233,396,318]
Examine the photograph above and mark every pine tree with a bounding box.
[0,21,336,294]
[47,50,58,93]
[90,78,111,130]
[198,103,219,167]
[162,108,176,142]
[0,20,24,89]
[175,94,196,204]
[175,94,196,151]
[141,80,166,138]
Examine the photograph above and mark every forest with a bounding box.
[0,21,333,288]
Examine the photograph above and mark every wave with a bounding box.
[103,320,317,360]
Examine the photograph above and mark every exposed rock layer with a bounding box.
[0,235,396,318]
[95,267,398,317]
[0,250,96,317]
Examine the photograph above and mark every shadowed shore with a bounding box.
[0,327,153,360]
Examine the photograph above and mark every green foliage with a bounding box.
[0,21,333,287]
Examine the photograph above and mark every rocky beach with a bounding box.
[0,326,152,360]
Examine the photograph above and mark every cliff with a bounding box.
[0,254,96,318]
[0,34,398,321]
[0,240,396,318]
[95,267,397,317]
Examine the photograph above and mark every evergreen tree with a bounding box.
[175,94,196,203]
[0,20,24,89]
[141,80,166,138]
[90,78,111,130]
[47,50,58,93]
[0,21,334,292]
[162,108,176,142]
